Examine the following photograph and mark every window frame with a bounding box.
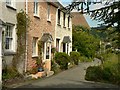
[47,3,51,22]
[32,37,38,57]
[6,0,16,10]
[68,16,70,28]
[57,9,61,25]
[34,0,39,17]
[63,12,66,27]
[5,24,13,51]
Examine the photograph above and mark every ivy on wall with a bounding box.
[37,40,43,68]
[12,10,30,73]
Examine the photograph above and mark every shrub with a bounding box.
[2,67,21,80]
[85,53,120,85]
[70,51,80,65]
[80,56,93,62]
[85,66,103,81]
[51,59,61,74]
[54,52,70,70]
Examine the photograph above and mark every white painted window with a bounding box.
[34,0,39,15]
[47,3,51,21]
[68,16,70,28]
[57,9,61,25]
[5,25,13,50]
[63,13,66,27]
[32,37,38,56]
[6,0,16,8]
[56,39,60,52]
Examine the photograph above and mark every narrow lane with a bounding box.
[15,59,118,88]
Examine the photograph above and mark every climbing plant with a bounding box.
[37,40,43,68]
[12,10,30,73]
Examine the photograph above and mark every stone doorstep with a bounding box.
[46,71,54,77]
[29,71,54,79]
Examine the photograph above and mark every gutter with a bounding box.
[25,0,28,73]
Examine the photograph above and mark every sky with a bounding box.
[60,0,102,27]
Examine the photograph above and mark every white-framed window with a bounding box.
[5,25,13,50]
[68,16,70,28]
[34,0,39,16]
[56,39,60,52]
[6,0,16,8]
[32,37,38,57]
[47,3,51,21]
[57,9,61,25]
[63,13,66,27]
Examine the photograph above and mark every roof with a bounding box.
[71,12,90,29]
[41,33,53,42]
[62,36,71,43]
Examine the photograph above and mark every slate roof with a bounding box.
[62,36,71,43]
[41,33,53,42]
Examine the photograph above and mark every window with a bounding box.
[56,39,60,52]
[32,37,38,56]
[63,43,66,52]
[46,46,49,59]
[63,13,66,27]
[57,9,61,25]
[68,16,70,28]
[6,0,16,8]
[34,0,39,15]
[6,0,11,5]
[5,25,13,50]
[47,3,51,21]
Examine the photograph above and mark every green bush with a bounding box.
[54,52,70,70]
[80,56,93,62]
[2,67,21,80]
[85,53,120,85]
[85,66,103,81]
[51,59,61,74]
[70,51,80,65]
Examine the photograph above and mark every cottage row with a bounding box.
[0,0,72,74]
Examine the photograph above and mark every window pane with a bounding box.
[34,0,38,15]
[47,4,50,19]
[5,38,12,49]
[6,0,11,5]
[32,38,37,55]
[5,25,13,50]
[58,9,60,24]
[46,46,49,59]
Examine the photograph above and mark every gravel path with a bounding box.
[12,59,119,88]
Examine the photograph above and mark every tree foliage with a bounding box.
[65,0,120,48]
[72,25,100,58]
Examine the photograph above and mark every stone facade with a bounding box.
[55,3,72,55]
[0,0,25,74]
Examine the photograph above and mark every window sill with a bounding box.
[34,14,40,19]
[63,26,66,28]
[47,19,51,23]
[57,23,61,26]
[68,27,71,30]
[32,55,38,58]
[4,50,16,56]
[6,4,16,11]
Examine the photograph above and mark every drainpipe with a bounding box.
[24,0,28,73]
[0,29,2,89]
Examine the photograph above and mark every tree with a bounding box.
[65,0,120,48]
[72,25,100,58]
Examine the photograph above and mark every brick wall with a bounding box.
[27,1,57,71]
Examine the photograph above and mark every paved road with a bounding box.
[13,59,119,88]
